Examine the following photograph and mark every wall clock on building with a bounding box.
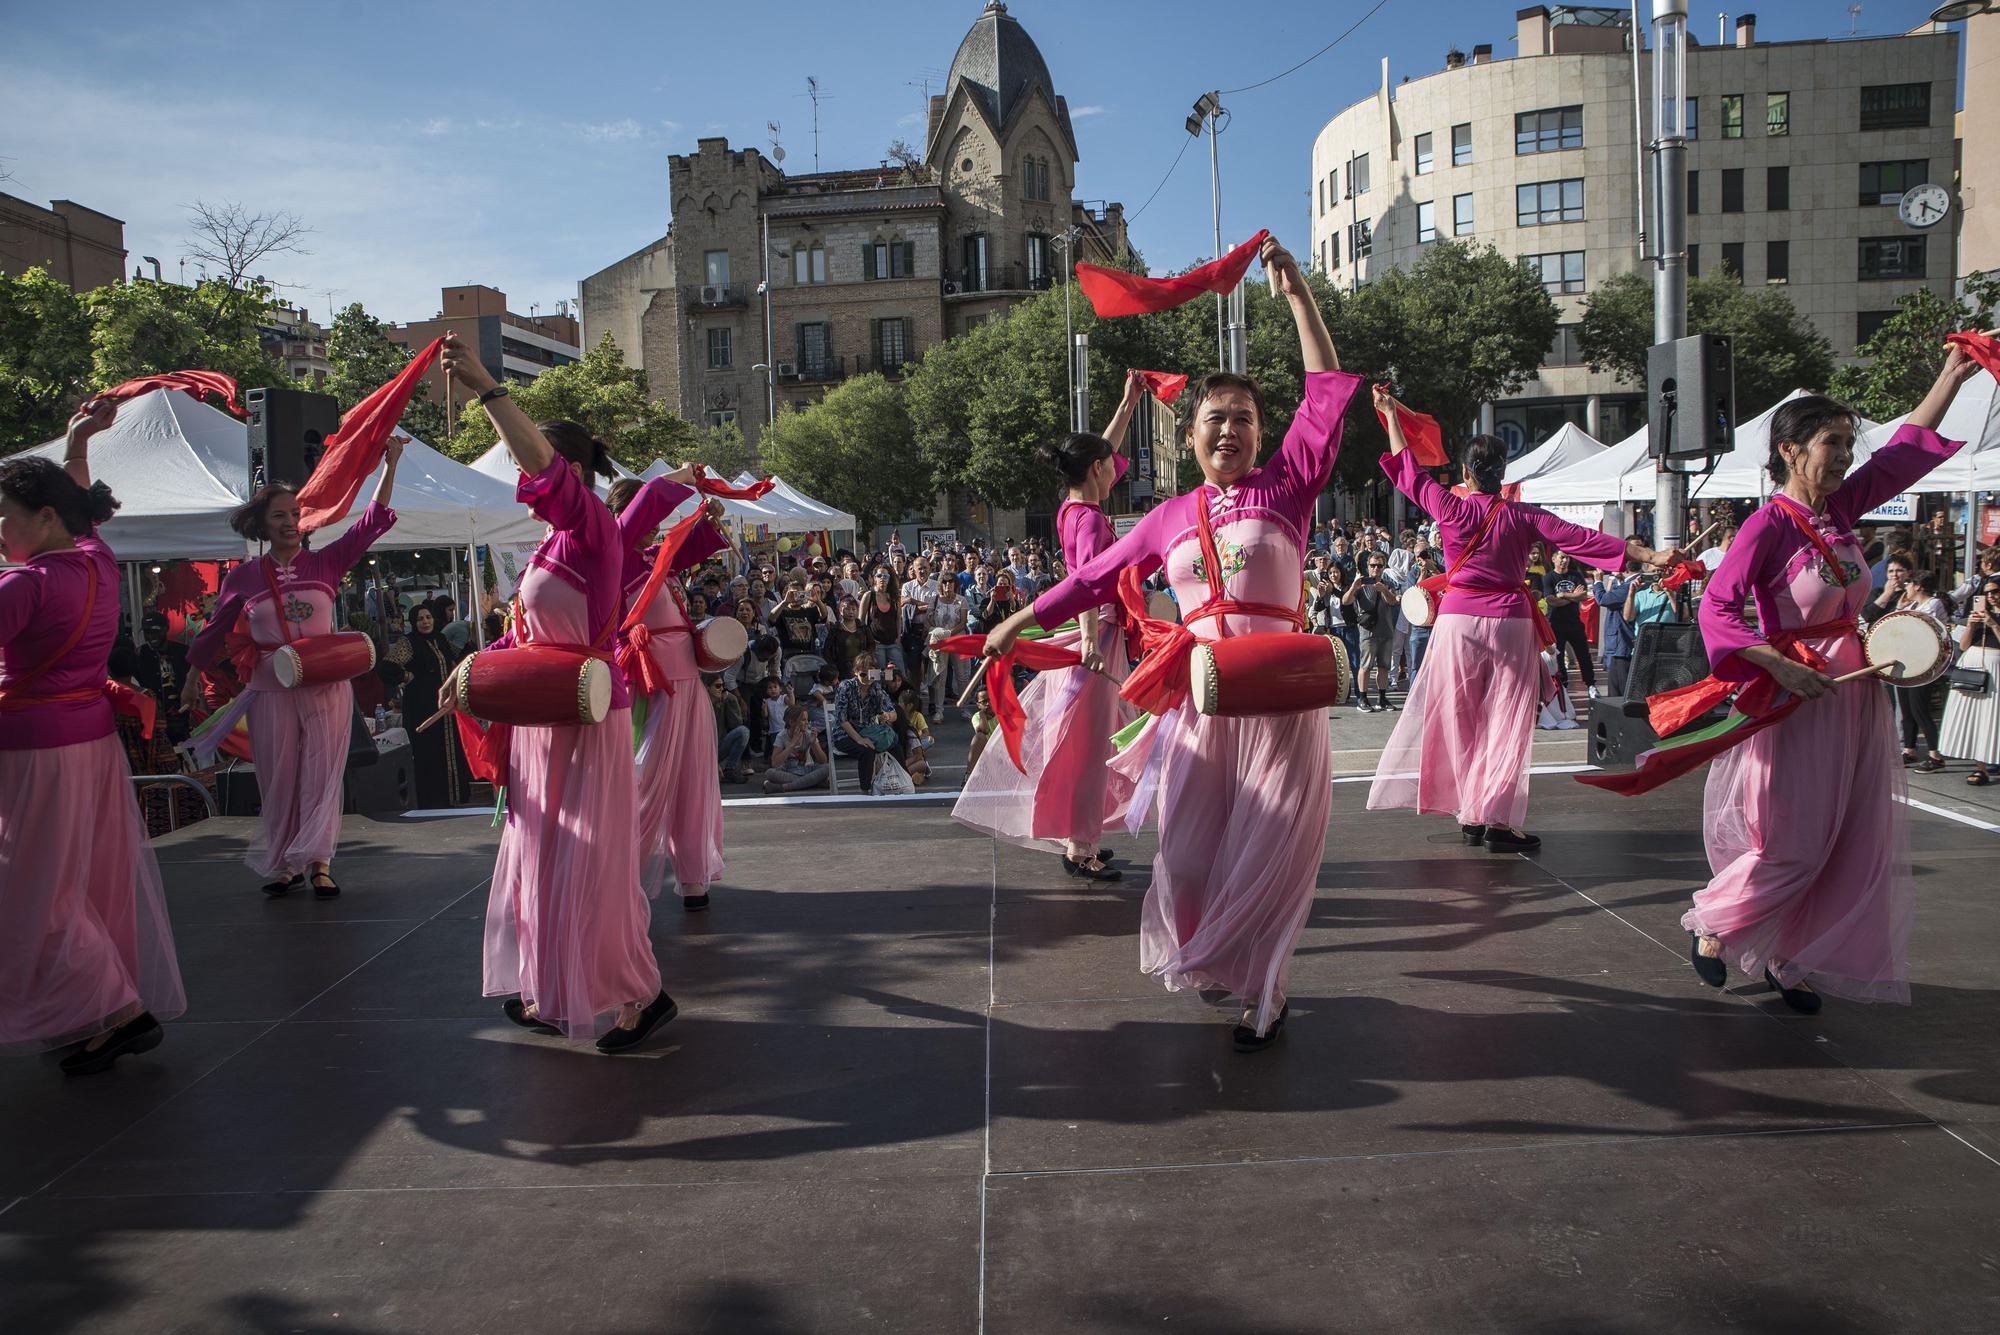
[1898,183,1951,230]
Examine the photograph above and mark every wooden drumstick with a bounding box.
[414,701,458,733]
[956,661,990,709]
[1830,662,1897,685]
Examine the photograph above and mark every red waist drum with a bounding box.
[1191,632,1351,718]
[453,646,612,727]
[692,616,749,673]
[271,632,377,688]
[1399,573,1449,628]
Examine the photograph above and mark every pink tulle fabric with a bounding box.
[0,735,186,1050]
[245,681,352,880]
[634,683,723,897]
[483,566,661,1040]
[952,619,1135,851]
[1368,614,1540,829]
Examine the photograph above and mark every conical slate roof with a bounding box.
[940,2,1075,152]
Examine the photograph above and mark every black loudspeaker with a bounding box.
[1589,696,1658,768]
[1648,333,1736,462]
[246,385,341,491]
[1626,619,1710,701]
[215,763,261,816]
[346,702,379,769]
[344,744,413,814]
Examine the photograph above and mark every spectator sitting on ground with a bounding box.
[805,664,839,735]
[965,686,998,772]
[707,674,752,785]
[763,704,830,794]
[896,689,934,786]
[831,650,899,789]
[758,675,789,763]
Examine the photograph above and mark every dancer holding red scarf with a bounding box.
[606,472,729,911]
[1660,348,1981,1010]
[434,333,674,1053]
[184,441,403,898]
[954,369,1149,882]
[2,401,185,1075]
[1368,387,1676,851]
[981,236,1355,1052]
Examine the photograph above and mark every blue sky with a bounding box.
[0,0,1954,326]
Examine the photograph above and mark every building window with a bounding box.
[1721,93,1743,139]
[704,250,730,285]
[1766,240,1789,284]
[1860,160,1927,206]
[1685,97,1698,140]
[706,327,732,369]
[1417,200,1436,243]
[1318,177,1326,215]
[1414,132,1434,175]
[1860,236,1926,280]
[1523,251,1585,294]
[1767,166,1790,212]
[1766,92,1790,136]
[1451,122,1472,166]
[796,322,831,378]
[1515,105,1583,155]
[1349,218,1373,259]
[1329,230,1340,268]
[1020,157,1050,202]
[1545,324,1584,369]
[1860,83,1930,131]
[791,245,826,285]
[960,234,988,291]
[864,241,915,280]
[1687,244,1699,278]
[1453,192,1474,236]
[1516,178,1584,226]
[1327,168,1338,204]
[1721,242,1745,281]
[1350,154,1370,196]
[1687,170,1700,214]
[704,409,738,429]
[1026,233,1052,286]
[1856,310,1897,348]
[871,317,909,372]
[1721,168,1744,214]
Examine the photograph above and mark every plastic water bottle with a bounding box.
[374,705,387,730]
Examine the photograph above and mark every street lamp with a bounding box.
[1187,91,1240,371]
[1651,0,1692,544]
[1930,1,1995,20]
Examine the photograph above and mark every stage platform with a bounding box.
[3,772,1998,1333]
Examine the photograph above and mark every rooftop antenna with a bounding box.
[767,119,785,166]
[807,76,821,172]
[1848,2,1862,34]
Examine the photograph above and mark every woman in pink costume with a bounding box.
[185,441,404,897]
[438,333,673,1053]
[983,237,1354,1051]
[954,369,1149,882]
[1682,349,1980,1012]
[607,472,729,912]
[1368,388,1675,851]
[1,402,185,1075]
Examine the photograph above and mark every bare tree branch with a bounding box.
[183,200,313,291]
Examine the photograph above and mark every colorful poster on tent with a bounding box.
[490,544,536,600]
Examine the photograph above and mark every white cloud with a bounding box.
[895,110,924,127]
[660,119,684,134]
[1069,105,1107,118]
[419,117,453,136]
[575,118,644,142]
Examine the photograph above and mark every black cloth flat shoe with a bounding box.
[1062,855,1122,882]
[502,998,560,1035]
[1765,969,1822,1014]
[1483,827,1542,853]
[597,992,678,1054]
[309,871,340,899]
[1460,824,1487,846]
[59,1012,163,1076]
[262,874,304,897]
[1096,848,1116,862]
[1232,1003,1288,1053]
[1689,933,1727,988]
[682,893,711,912]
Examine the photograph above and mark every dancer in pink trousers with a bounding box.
[185,440,403,897]
[1367,386,1676,851]
[1,400,185,1075]
[608,472,729,911]
[437,332,674,1053]
[953,369,1148,882]
[982,236,1354,1051]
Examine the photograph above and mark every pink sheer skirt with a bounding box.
[245,681,351,880]
[633,683,724,897]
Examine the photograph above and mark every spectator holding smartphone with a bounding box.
[1344,553,1398,711]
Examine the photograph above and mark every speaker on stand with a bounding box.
[245,386,341,492]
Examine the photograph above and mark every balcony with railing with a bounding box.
[941,263,1058,297]
[684,283,751,310]
[779,355,849,384]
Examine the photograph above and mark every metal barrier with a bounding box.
[129,774,218,833]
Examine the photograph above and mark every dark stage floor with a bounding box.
[3,777,1998,1334]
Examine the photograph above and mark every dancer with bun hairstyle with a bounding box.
[2,401,186,1075]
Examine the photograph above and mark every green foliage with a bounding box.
[0,268,93,448]
[681,418,752,477]
[84,277,281,394]
[447,332,694,467]
[1578,268,1837,418]
[324,302,446,442]
[756,373,928,535]
[1830,272,1999,420]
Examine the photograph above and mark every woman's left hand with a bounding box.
[1259,236,1302,299]
[704,498,726,523]
[65,398,116,447]
[1081,646,1106,675]
[1645,545,1683,570]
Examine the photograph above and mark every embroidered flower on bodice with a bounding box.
[1191,536,1251,585]
[280,594,313,624]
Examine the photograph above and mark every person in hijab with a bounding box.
[403,603,469,807]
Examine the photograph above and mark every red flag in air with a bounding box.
[297,338,443,532]
[1946,330,2000,379]
[1076,229,1271,318]
[1373,392,1450,468]
[94,371,246,417]
[1135,371,1189,404]
[689,463,776,501]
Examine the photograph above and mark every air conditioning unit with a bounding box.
[699,283,725,303]
[776,361,797,377]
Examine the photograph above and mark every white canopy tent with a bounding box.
[1870,369,2000,493]
[1504,422,1606,487]
[312,432,547,549]
[470,441,639,495]
[1690,390,1884,501]
[1516,424,1657,505]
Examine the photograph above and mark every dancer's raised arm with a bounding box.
[441,332,552,477]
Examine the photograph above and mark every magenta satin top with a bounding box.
[0,532,119,750]
[1035,371,1363,628]
[511,457,632,708]
[1381,450,1627,619]
[1056,453,1130,574]
[615,475,729,683]
[1699,423,1959,684]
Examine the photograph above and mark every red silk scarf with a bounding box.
[935,633,1083,772]
[94,371,245,417]
[297,338,442,532]
[689,463,775,501]
[1135,371,1189,404]
[617,506,719,699]
[1077,230,1270,318]
[1374,393,1450,467]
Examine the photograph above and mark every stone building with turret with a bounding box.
[580,1,1127,520]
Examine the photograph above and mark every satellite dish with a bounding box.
[774,145,786,163]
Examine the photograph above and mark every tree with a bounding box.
[83,276,281,399]
[1830,272,1999,419]
[679,418,752,477]
[447,332,693,466]
[324,302,446,442]
[757,373,928,535]
[184,200,311,294]
[1578,268,1836,418]
[0,267,93,449]
[884,138,932,183]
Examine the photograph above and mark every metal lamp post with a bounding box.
[1651,0,1691,545]
[1187,92,1243,372]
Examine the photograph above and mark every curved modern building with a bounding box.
[1309,6,1958,457]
